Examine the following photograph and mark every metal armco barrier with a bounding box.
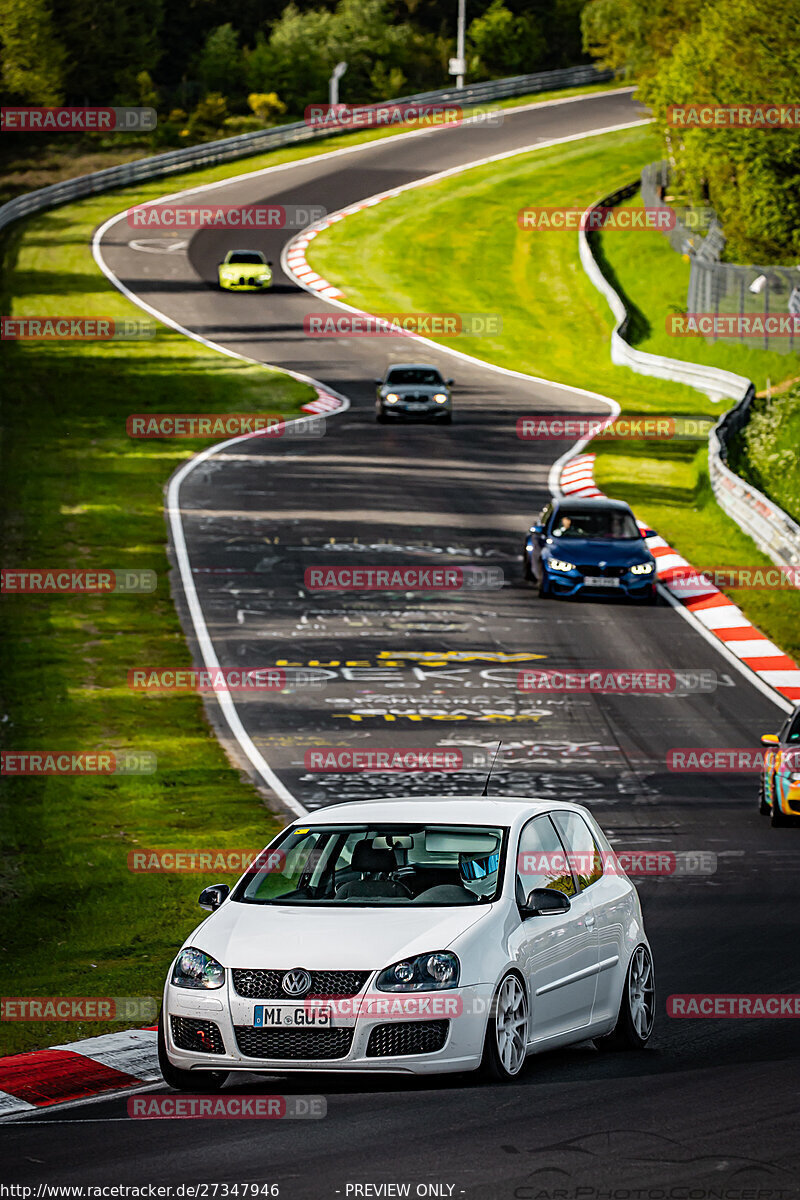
[0,64,612,237]
[579,184,800,581]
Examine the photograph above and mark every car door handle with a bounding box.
[585,914,596,929]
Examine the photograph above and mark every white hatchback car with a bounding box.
[159,797,655,1088]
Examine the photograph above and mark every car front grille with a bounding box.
[232,969,370,1000]
[366,1020,449,1058]
[234,1026,354,1060]
[575,563,627,578]
[403,393,431,403]
[170,1016,226,1055]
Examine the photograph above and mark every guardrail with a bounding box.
[0,63,612,237]
[579,183,800,577]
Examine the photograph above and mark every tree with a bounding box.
[49,0,163,102]
[0,0,65,104]
[195,23,242,97]
[467,1,546,80]
[644,0,800,261]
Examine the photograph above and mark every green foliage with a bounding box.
[583,0,800,263]
[247,91,287,122]
[729,386,800,523]
[194,23,242,98]
[49,0,163,103]
[0,0,65,103]
[467,0,546,79]
[187,91,228,140]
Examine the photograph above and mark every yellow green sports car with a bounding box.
[759,704,800,826]
[217,250,273,291]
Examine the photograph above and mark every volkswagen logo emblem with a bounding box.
[282,968,312,997]
[599,561,607,569]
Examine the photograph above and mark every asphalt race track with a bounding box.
[6,89,800,1196]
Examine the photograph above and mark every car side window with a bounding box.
[551,812,603,891]
[516,815,576,904]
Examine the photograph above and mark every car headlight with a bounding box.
[384,393,400,404]
[548,558,576,573]
[375,951,460,992]
[630,562,655,575]
[433,393,448,403]
[171,947,225,990]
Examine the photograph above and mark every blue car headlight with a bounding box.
[375,951,460,992]
[548,558,576,573]
[630,562,655,576]
[171,947,225,990]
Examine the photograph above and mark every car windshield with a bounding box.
[232,823,506,906]
[385,368,443,386]
[551,509,641,540]
[227,252,264,264]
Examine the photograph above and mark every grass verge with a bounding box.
[308,122,800,663]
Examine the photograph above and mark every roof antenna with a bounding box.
[481,741,503,796]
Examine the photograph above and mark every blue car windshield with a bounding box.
[551,510,640,540]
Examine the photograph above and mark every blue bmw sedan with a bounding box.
[523,497,657,602]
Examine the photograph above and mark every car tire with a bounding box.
[522,552,534,582]
[643,585,657,605]
[480,972,529,1082]
[440,413,453,424]
[758,775,770,815]
[771,792,789,827]
[537,569,550,599]
[595,944,655,1051]
[157,1009,229,1093]
[376,412,387,424]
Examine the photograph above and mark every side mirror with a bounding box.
[761,733,780,746]
[374,378,383,385]
[446,379,455,386]
[520,887,571,918]
[532,523,544,536]
[199,884,230,911]
[642,528,657,539]
[267,260,273,267]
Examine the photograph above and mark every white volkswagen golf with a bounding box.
[159,797,655,1088]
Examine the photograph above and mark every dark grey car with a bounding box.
[375,363,454,423]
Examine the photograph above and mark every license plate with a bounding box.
[254,1005,331,1028]
[583,576,620,588]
